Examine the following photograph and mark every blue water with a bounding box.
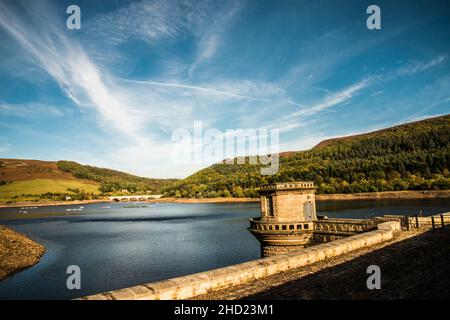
[0,199,448,300]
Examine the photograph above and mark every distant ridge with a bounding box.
[0,159,177,204]
[314,114,450,149]
[163,114,450,198]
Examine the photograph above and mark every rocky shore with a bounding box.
[0,199,107,209]
[0,225,45,280]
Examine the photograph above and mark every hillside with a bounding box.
[162,115,450,198]
[56,161,177,194]
[0,159,176,204]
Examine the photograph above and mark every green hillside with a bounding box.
[56,161,177,194]
[0,159,177,204]
[162,115,450,198]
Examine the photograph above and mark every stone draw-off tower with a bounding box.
[249,182,317,257]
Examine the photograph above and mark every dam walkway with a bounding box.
[193,228,450,300]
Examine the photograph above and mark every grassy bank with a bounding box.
[0,178,101,204]
[0,225,45,280]
[0,178,100,196]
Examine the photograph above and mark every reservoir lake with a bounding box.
[0,198,448,299]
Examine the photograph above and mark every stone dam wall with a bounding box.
[80,220,401,300]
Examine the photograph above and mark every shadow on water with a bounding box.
[69,213,231,223]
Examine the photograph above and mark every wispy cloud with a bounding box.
[370,90,384,97]
[258,79,371,135]
[0,102,65,118]
[289,79,370,118]
[0,1,150,140]
[397,55,447,75]
[187,1,245,77]
[84,0,211,45]
[113,77,272,102]
[0,143,10,153]
[1,0,448,178]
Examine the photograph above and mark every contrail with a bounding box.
[113,77,272,102]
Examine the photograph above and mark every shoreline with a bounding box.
[0,190,448,208]
[148,197,259,204]
[151,190,450,203]
[0,199,108,209]
[316,189,450,201]
[0,225,45,281]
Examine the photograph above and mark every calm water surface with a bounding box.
[0,199,448,299]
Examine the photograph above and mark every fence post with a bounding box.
[415,215,419,228]
[431,216,435,232]
[441,214,445,229]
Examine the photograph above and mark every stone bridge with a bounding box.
[107,195,162,202]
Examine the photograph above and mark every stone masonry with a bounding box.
[249,182,378,257]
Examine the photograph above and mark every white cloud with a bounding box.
[287,79,370,119]
[113,77,273,102]
[398,55,447,75]
[186,1,245,77]
[0,1,151,141]
[84,0,208,44]
[0,102,65,118]
[370,90,384,97]
[0,143,10,153]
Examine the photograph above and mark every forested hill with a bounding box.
[56,161,177,193]
[163,115,450,198]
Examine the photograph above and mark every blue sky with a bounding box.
[0,0,449,178]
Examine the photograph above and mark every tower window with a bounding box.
[266,196,274,217]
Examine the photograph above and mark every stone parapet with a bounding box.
[80,221,401,300]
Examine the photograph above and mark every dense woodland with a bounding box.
[162,115,450,198]
[57,161,177,194]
